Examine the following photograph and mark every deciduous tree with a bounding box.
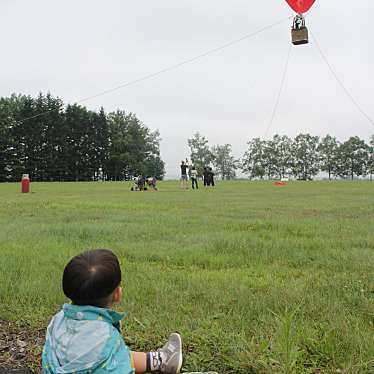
[187,132,214,175]
[318,135,339,180]
[211,144,238,180]
[291,133,320,180]
[242,138,267,179]
[367,135,374,181]
[334,136,369,180]
[272,135,293,179]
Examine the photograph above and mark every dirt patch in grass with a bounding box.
[0,321,43,374]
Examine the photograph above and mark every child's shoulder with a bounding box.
[47,309,65,330]
[48,305,122,337]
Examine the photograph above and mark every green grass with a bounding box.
[0,181,373,373]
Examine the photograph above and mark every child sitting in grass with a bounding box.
[42,249,183,374]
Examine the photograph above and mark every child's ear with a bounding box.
[112,286,122,303]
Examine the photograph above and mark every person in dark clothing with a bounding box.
[208,167,215,187]
[203,167,209,187]
[180,160,189,189]
[137,175,146,190]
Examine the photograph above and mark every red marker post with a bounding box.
[21,174,30,193]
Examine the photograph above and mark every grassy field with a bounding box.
[0,181,373,373]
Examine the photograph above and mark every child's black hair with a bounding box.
[62,249,121,307]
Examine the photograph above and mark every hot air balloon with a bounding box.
[285,0,317,45]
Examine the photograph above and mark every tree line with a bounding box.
[188,133,374,180]
[0,93,165,182]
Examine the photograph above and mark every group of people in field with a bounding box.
[129,159,215,192]
[131,175,157,191]
[180,159,215,190]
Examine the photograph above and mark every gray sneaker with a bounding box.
[159,333,183,374]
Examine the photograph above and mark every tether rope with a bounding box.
[311,31,374,128]
[264,43,293,139]
[17,16,291,124]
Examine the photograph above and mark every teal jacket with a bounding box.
[42,304,134,374]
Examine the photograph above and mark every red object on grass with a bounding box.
[21,174,30,193]
[285,0,316,14]
[274,181,287,186]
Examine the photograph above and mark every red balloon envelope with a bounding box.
[285,0,316,14]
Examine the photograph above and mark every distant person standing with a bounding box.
[203,167,209,187]
[208,167,215,187]
[180,159,189,189]
[190,165,198,190]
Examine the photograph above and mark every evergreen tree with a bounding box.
[64,104,92,181]
[93,107,109,180]
[8,95,34,181]
[0,96,18,181]
[43,93,65,181]
[0,93,165,182]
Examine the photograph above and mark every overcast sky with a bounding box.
[1,1,373,178]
